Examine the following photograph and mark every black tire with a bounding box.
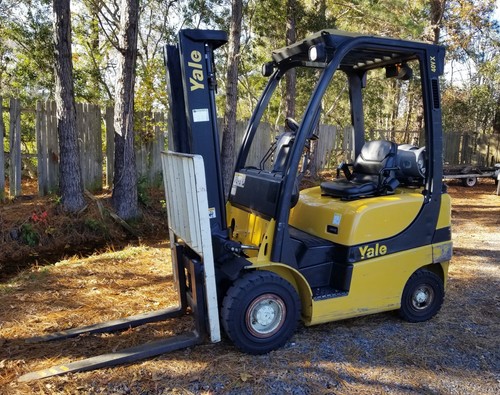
[461,177,477,187]
[221,271,301,354]
[399,269,444,323]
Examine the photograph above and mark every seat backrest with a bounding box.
[353,140,397,176]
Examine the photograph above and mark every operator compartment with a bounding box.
[289,186,424,247]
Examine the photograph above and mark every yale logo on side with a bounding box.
[188,50,204,91]
[359,243,387,260]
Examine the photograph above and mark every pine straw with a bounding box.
[0,180,499,394]
[0,180,167,278]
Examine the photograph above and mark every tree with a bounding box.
[220,0,243,198]
[1,0,54,100]
[112,0,140,220]
[72,0,113,103]
[53,0,86,212]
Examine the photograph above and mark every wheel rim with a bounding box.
[465,177,476,186]
[246,293,286,338]
[411,285,435,310]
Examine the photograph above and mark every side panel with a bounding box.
[290,186,424,246]
[226,202,271,252]
[308,245,435,325]
[436,193,451,229]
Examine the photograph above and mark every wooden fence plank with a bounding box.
[36,101,48,195]
[0,96,4,200]
[342,125,354,162]
[76,103,103,192]
[135,111,147,179]
[9,98,21,197]
[76,102,85,187]
[148,112,165,186]
[94,104,103,190]
[136,142,147,179]
[313,125,337,171]
[46,100,59,193]
[105,107,114,188]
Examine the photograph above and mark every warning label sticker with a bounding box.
[208,207,216,219]
[230,172,246,196]
[193,108,210,123]
[233,172,246,188]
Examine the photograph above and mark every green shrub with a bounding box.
[20,223,39,247]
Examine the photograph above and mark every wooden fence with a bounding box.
[1,96,500,198]
[1,97,166,197]
[443,132,500,166]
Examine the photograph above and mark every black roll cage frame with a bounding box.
[233,30,446,263]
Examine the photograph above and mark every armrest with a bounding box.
[337,161,353,179]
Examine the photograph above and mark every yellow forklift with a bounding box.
[216,30,452,353]
[20,29,452,380]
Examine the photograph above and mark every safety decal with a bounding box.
[332,213,342,226]
[192,108,210,122]
[208,207,216,219]
[230,172,246,196]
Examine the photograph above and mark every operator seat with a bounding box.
[321,140,399,200]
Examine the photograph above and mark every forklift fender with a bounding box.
[251,263,313,321]
[218,256,252,281]
[420,261,448,288]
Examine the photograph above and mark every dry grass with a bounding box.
[0,180,167,278]
[0,180,499,394]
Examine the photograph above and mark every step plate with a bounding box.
[312,286,348,301]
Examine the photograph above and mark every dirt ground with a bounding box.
[0,179,499,394]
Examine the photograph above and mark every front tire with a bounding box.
[399,269,444,322]
[221,271,301,354]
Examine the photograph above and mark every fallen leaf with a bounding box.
[240,372,253,382]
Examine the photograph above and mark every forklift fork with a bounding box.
[25,243,190,345]
[19,152,220,382]
[19,252,207,382]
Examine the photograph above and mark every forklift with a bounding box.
[20,29,452,381]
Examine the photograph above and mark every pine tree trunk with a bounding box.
[221,0,243,199]
[53,0,86,213]
[112,0,139,220]
[429,0,445,43]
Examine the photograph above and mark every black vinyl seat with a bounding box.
[321,140,399,200]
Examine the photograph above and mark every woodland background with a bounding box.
[1,3,499,392]
[1,0,500,217]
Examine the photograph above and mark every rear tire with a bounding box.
[221,271,301,354]
[399,269,444,322]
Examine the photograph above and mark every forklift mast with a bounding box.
[164,29,228,234]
